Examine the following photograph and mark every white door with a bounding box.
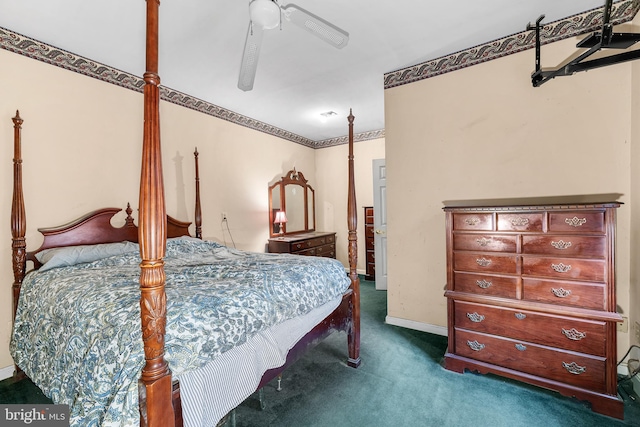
[372,159,387,290]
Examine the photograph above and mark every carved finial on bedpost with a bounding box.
[346,108,361,368]
[125,203,135,227]
[194,147,202,239]
[11,111,26,322]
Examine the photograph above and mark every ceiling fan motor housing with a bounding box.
[250,0,280,30]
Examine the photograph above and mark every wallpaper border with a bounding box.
[0,25,384,149]
[2,1,638,147]
[384,0,640,89]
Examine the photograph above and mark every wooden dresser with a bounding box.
[443,202,623,419]
[268,231,336,258]
[364,206,375,280]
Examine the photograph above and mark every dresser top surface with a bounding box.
[268,231,335,243]
[443,196,621,212]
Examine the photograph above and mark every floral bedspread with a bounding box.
[10,237,351,426]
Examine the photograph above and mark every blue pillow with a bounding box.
[35,241,139,271]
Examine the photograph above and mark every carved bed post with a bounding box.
[194,148,202,239]
[138,0,175,425]
[346,109,361,368]
[11,111,26,322]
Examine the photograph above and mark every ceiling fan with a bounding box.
[237,0,350,91]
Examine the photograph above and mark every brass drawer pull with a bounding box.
[476,279,492,289]
[515,313,526,320]
[511,217,529,226]
[467,340,485,351]
[464,218,480,226]
[551,240,572,250]
[551,287,572,298]
[562,361,586,375]
[515,343,527,351]
[476,257,491,267]
[476,237,490,247]
[562,328,586,341]
[551,263,571,273]
[466,312,485,323]
[565,217,587,227]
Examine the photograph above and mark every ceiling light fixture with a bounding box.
[319,111,338,123]
[250,0,281,30]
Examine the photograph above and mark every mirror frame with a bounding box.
[269,169,316,237]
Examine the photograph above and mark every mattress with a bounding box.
[11,237,351,426]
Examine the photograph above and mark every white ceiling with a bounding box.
[1,0,607,142]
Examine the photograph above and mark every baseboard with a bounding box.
[385,316,448,336]
[0,365,14,381]
[618,363,627,377]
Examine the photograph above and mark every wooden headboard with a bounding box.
[24,204,193,267]
[10,110,201,325]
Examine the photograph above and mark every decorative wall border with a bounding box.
[159,87,317,148]
[316,128,385,148]
[4,2,637,147]
[0,27,146,92]
[0,26,323,148]
[384,0,640,89]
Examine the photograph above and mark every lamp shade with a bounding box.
[274,210,288,224]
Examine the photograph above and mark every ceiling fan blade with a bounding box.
[238,23,264,91]
[282,4,349,49]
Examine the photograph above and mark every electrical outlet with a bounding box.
[618,316,628,332]
[635,321,640,343]
[221,212,228,221]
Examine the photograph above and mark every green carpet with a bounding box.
[233,280,640,427]
[1,279,639,426]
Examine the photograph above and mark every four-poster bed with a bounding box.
[9,1,361,426]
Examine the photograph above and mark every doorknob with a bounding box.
[375,229,385,235]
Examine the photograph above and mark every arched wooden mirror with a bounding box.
[269,169,315,237]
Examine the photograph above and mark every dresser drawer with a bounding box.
[522,278,606,310]
[453,272,517,299]
[269,232,337,258]
[365,235,374,248]
[548,211,604,233]
[364,207,374,220]
[497,213,543,232]
[453,213,493,231]
[366,250,375,263]
[291,235,334,251]
[365,226,374,238]
[522,256,605,281]
[453,234,517,253]
[454,301,606,356]
[454,252,518,274]
[522,235,606,258]
[295,243,335,257]
[455,329,606,392]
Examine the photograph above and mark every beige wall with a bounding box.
[384,35,634,356]
[630,16,640,355]
[0,46,384,374]
[315,137,386,272]
[0,48,321,371]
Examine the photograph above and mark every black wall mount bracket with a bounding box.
[528,0,640,87]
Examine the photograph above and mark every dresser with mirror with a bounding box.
[267,169,336,258]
